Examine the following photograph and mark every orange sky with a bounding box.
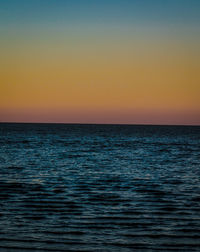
[0,1,200,125]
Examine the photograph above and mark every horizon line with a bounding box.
[0,121,199,127]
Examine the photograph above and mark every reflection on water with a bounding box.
[0,123,200,251]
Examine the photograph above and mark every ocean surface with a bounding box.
[0,123,200,252]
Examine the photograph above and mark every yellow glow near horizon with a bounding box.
[0,24,200,124]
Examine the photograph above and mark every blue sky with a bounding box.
[0,0,200,26]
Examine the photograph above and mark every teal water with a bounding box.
[0,123,200,251]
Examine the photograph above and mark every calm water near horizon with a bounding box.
[0,123,200,251]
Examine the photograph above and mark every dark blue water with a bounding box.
[0,123,200,251]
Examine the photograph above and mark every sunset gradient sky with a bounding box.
[0,0,200,125]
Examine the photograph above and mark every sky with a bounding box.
[0,0,200,125]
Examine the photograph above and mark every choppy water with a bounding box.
[0,123,200,251]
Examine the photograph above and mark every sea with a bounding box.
[0,123,200,251]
